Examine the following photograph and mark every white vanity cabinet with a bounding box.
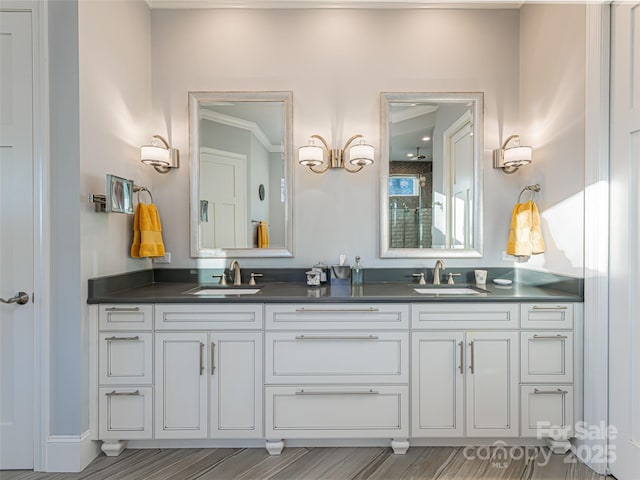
[411,304,520,438]
[95,305,155,456]
[153,305,263,440]
[264,304,410,455]
[519,304,577,443]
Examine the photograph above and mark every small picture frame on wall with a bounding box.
[105,174,134,214]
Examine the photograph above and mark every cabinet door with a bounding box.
[210,332,263,438]
[155,332,208,439]
[466,331,519,437]
[521,331,573,383]
[411,332,464,437]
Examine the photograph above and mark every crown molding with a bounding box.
[200,109,282,153]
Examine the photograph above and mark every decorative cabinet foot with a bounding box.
[544,438,571,454]
[391,439,410,455]
[265,440,284,455]
[101,440,128,457]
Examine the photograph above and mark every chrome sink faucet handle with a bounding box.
[249,273,263,286]
[447,273,462,285]
[212,273,228,286]
[412,273,426,285]
[433,259,446,285]
[229,259,242,285]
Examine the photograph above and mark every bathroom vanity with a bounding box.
[88,274,582,458]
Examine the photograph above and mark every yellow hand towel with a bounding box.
[506,200,545,256]
[257,221,269,248]
[131,203,166,258]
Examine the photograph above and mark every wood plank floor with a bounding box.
[0,447,613,480]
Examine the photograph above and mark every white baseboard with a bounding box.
[46,430,101,472]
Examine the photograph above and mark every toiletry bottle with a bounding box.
[351,256,364,286]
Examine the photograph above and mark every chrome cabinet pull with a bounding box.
[534,388,568,395]
[0,291,29,305]
[105,390,140,396]
[532,305,568,310]
[105,336,140,341]
[211,342,216,375]
[105,307,140,312]
[458,341,464,374]
[295,307,380,313]
[532,334,568,339]
[469,341,475,374]
[295,334,379,340]
[295,389,378,396]
[199,343,205,375]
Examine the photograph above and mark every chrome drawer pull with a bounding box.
[532,334,568,339]
[105,307,140,312]
[105,336,140,341]
[295,307,380,313]
[469,341,475,374]
[105,390,140,396]
[211,342,216,375]
[295,334,379,340]
[532,305,568,310]
[458,341,464,374]
[533,388,568,395]
[295,389,379,396]
[199,343,205,375]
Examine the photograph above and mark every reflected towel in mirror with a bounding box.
[257,221,269,248]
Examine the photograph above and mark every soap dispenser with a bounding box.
[351,256,364,286]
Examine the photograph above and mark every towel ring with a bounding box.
[133,186,153,204]
[518,184,541,203]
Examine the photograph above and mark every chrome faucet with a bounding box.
[229,259,242,285]
[433,259,446,285]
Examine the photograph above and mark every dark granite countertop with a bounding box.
[87,279,582,304]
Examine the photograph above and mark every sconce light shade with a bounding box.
[298,144,324,167]
[141,135,179,174]
[348,142,375,167]
[503,145,532,168]
[299,134,374,174]
[493,134,532,174]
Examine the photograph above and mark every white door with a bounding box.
[443,112,473,248]
[465,331,519,437]
[199,149,247,249]
[411,331,464,437]
[210,332,262,438]
[155,332,208,439]
[609,3,640,478]
[0,11,35,470]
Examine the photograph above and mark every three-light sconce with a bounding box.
[140,135,179,174]
[298,134,374,174]
[493,134,533,174]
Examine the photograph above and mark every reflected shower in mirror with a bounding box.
[380,93,483,258]
[189,92,293,258]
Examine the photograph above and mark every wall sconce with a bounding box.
[493,134,532,174]
[140,135,179,174]
[298,134,374,174]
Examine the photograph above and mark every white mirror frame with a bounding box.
[380,92,484,258]
[189,91,294,258]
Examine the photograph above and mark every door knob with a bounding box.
[0,292,29,305]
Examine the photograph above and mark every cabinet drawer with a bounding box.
[155,304,263,330]
[520,303,574,329]
[520,385,574,438]
[99,305,152,331]
[411,303,519,329]
[99,333,153,385]
[266,304,408,330]
[265,332,408,384]
[265,385,409,438]
[521,332,573,383]
[99,387,153,440]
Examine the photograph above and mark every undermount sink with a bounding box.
[184,286,262,295]
[413,287,485,295]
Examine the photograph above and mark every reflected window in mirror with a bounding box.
[189,92,293,258]
[380,93,483,258]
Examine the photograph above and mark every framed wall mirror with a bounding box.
[380,92,483,258]
[189,91,294,257]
